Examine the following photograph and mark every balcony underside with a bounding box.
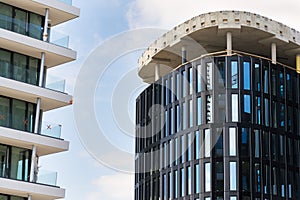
[0,177,65,200]
[0,126,69,156]
[0,77,72,111]
[0,28,76,68]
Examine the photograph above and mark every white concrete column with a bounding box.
[296,54,300,73]
[155,63,160,81]
[182,46,187,63]
[34,98,41,134]
[39,52,45,87]
[43,8,49,41]
[29,145,37,182]
[271,43,277,64]
[227,32,232,55]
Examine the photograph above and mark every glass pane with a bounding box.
[230,162,237,190]
[205,163,211,192]
[10,146,31,181]
[0,3,13,30]
[197,97,201,125]
[232,94,238,122]
[0,96,10,128]
[27,103,35,133]
[0,49,11,79]
[189,99,193,127]
[215,162,224,191]
[195,164,200,193]
[242,161,250,191]
[264,98,269,127]
[0,194,8,200]
[12,99,26,131]
[244,95,251,114]
[29,12,43,40]
[180,168,184,197]
[14,9,27,35]
[241,128,249,157]
[255,163,261,192]
[264,66,269,94]
[215,128,223,157]
[204,129,211,157]
[13,53,27,83]
[187,166,191,195]
[174,170,178,198]
[206,95,212,123]
[28,57,39,85]
[254,130,260,158]
[231,61,238,88]
[206,62,212,90]
[0,145,8,178]
[254,63,260,91]
[196,64,201,92]
[195,131,199,159]
[255,97,261,124]
[279,71,284,98]
[229,127,236,156]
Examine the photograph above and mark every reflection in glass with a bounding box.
[195,164,200,193]
[244,62,250,90]
[205,163,211,192]
[255,63,260,91]
[231,61,238,88]
[197,97,201,125]
[229,127,236,156]
[204,129,211,157]
[232,94,238,122]
[230,162,237,190]
[206,63,212,90]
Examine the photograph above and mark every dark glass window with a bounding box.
[254,130,260,158]
[0,2,44,40]
[264,98,270,127]
[242,161,250,192]
[279,71,284,98]
[0,96,36,133]
[215,128,223,157]
[263,164,270,194]
[241,128,250,157]
[255,97,261,125]
[263,65,269,94]
[217,60,225,88]
[254,163,261,193]
[215,162,224,191]
[271,68,277,95]
[254,63,260,91]
[0,49,40,85]
[0,144,31,182]
[286,73,292,100]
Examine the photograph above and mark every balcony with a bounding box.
[1,0,80,26]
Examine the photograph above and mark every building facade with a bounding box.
[0,0,79,200]
[135,11,300,200]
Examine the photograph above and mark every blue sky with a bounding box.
[40,0,300,199]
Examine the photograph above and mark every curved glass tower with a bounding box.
[135,11,300,200]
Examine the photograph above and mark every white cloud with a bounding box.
[87,173,134,200]
[127,0,300,31]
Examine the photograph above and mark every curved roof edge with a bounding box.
[138,10,300,83]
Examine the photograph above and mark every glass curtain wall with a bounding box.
[0,96,36,133]
[0,2,44,40]
[0,144,31,182]
[0,49,40,85]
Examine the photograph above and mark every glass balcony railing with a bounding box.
[49,30,70,48]
[36,170,58,186]
[58,0,73,5]
[45,75,66,93]
[41,121,62,139]
[0,11,70,48]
